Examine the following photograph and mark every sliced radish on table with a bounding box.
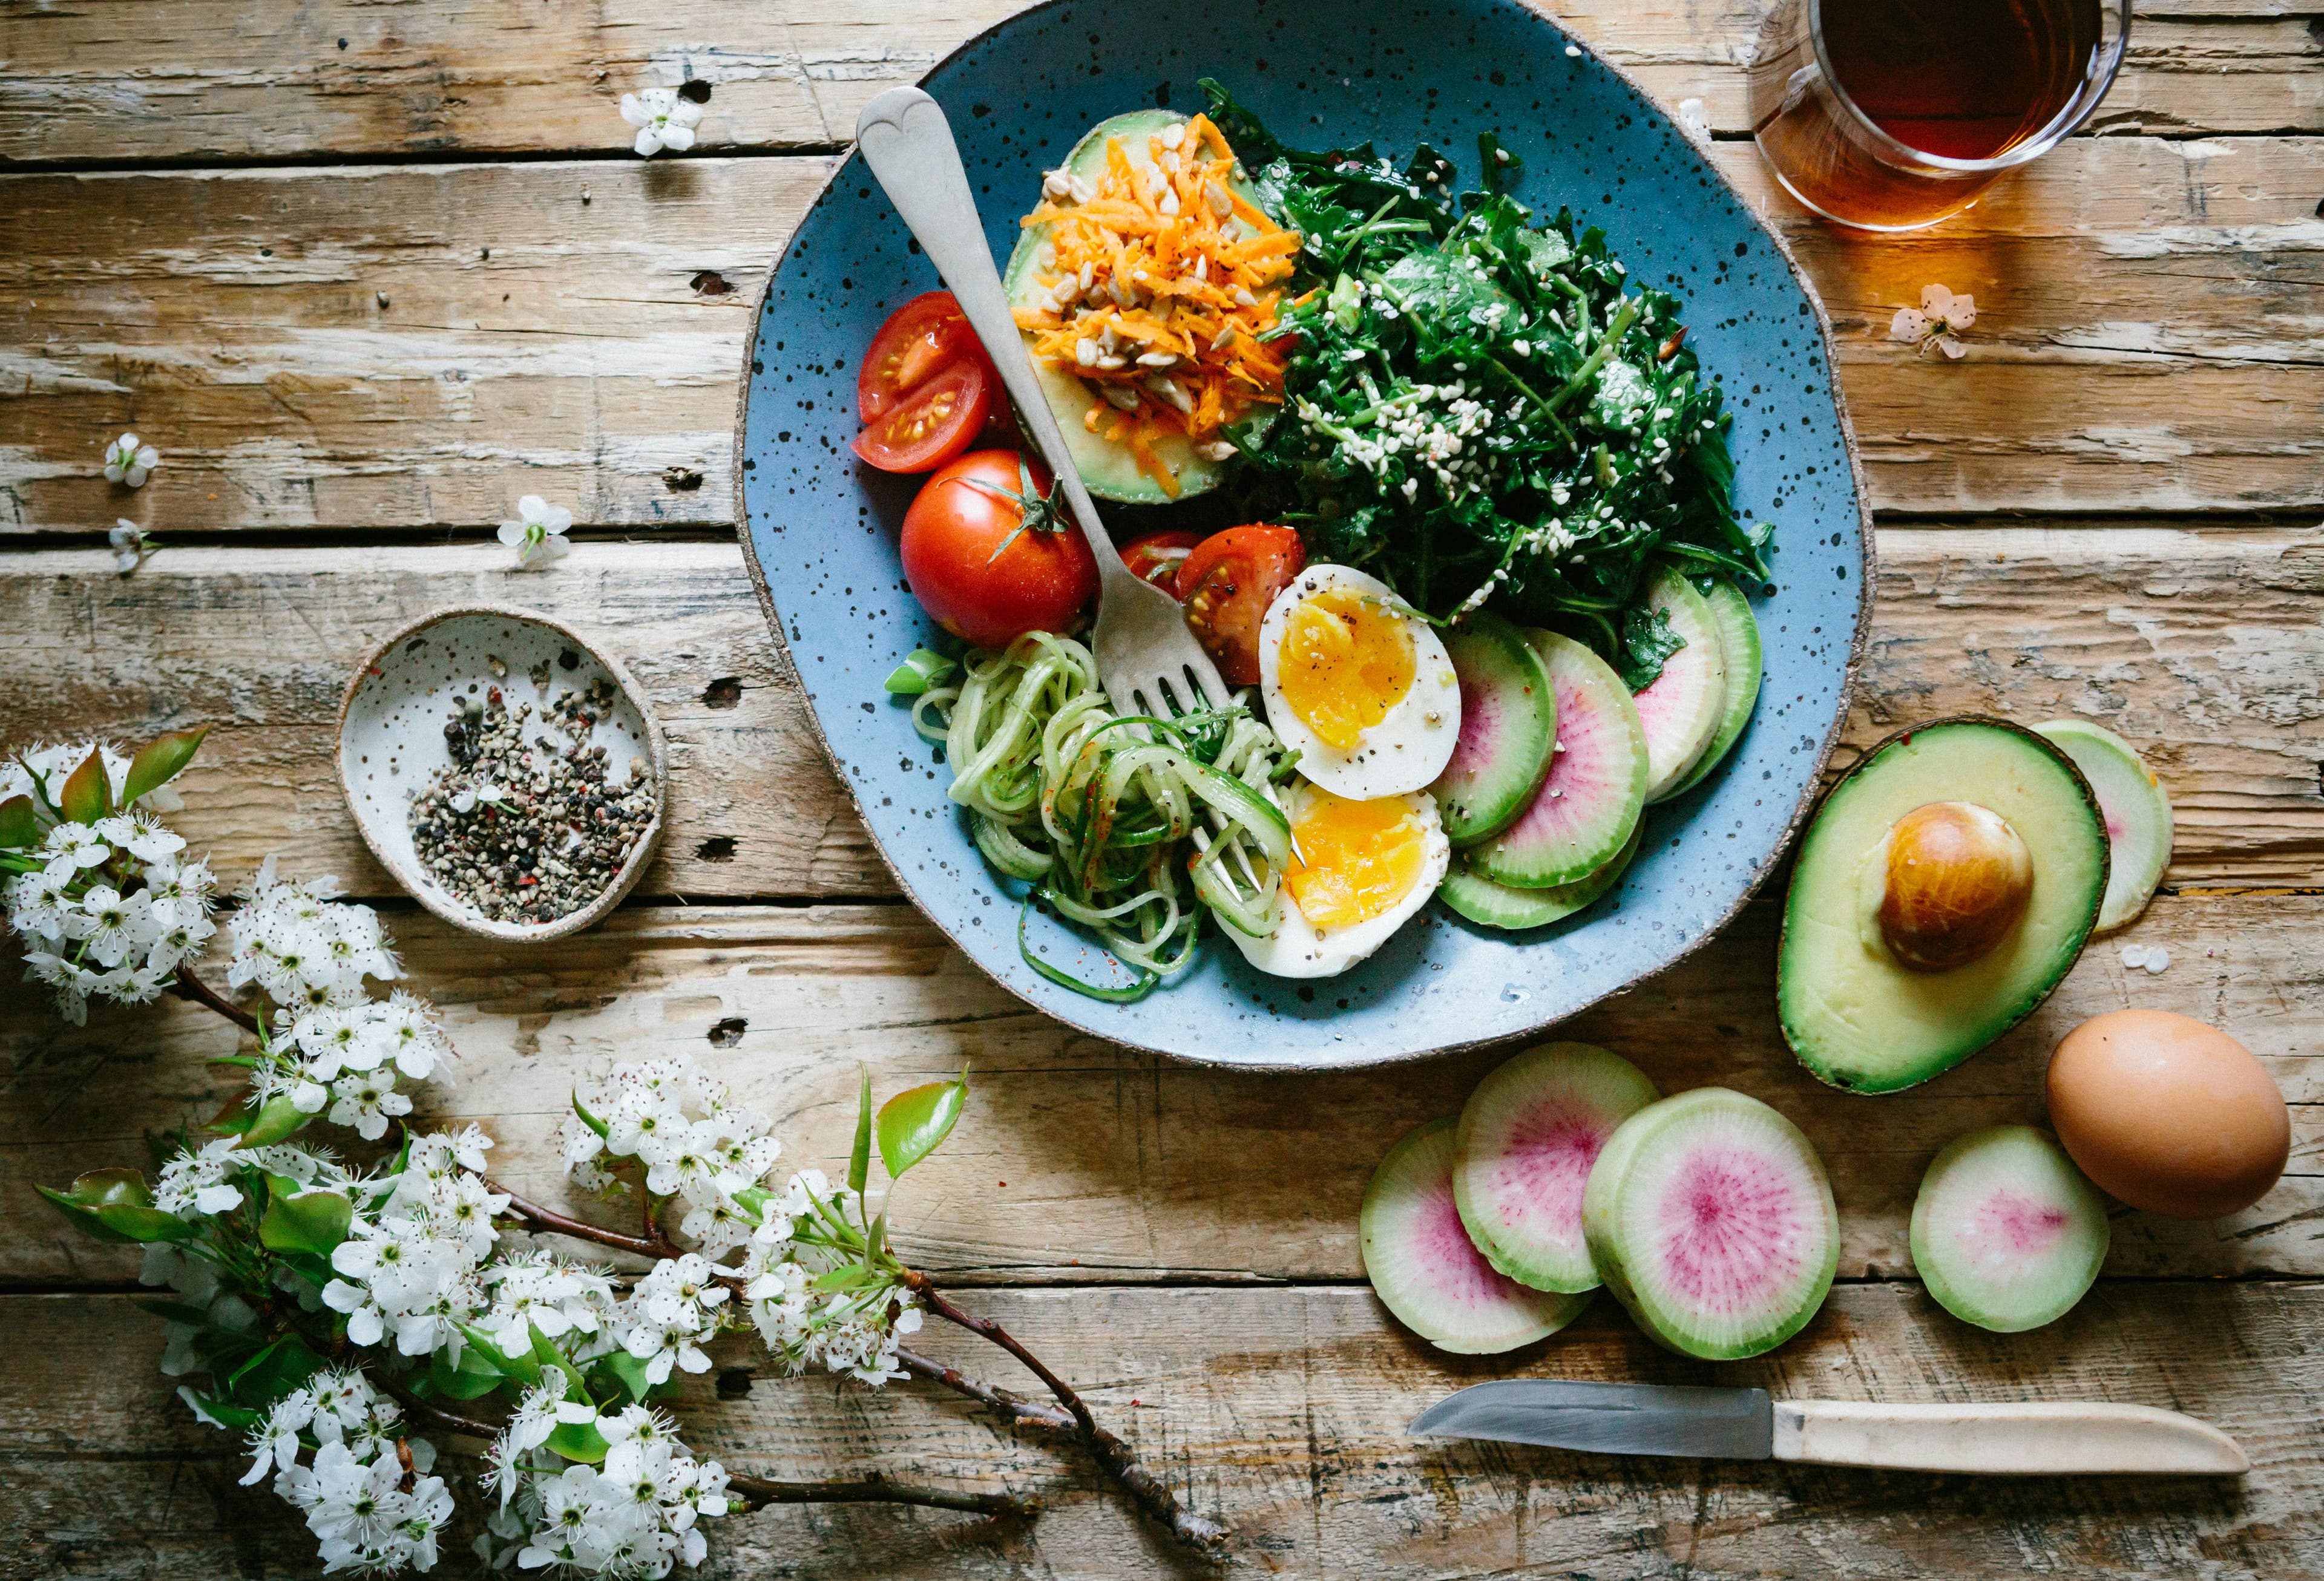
[1909,1124,2109,1333]
[1440,821,1639,931]
[1469,630,1647,890]
[1664,579,1762,800]
[1431,611,1557,846]
[2034,719,2173,934]
[1454,1043,1660,1293]
[1582,1088,1839,1360]
[1361,1118,1590,1354]
[1631,566,1728,804]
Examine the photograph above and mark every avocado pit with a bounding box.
[1875,800,2033,972]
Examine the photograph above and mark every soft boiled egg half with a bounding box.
[1259,563,1461,800]
[1230,782,1451,978]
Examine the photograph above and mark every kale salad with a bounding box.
[1203,81,1775,689]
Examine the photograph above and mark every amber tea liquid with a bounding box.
[1750,0,2113,230]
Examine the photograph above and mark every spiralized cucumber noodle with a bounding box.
[910,632,1294,1001]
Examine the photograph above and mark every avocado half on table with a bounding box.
[1779,716,2111,1093]
[1002,109,1285,503]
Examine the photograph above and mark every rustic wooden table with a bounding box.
[2,2,2319,1576]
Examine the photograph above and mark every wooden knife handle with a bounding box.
[1771,1400,2248,1476]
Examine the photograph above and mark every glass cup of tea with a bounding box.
[1748,0,2132,231]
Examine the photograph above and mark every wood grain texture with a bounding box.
[4,1283,2320,1579]
[0,526,2311,901]
[2,145,2319,532]
[6,889,2317,1289]
[0,0,2314,166]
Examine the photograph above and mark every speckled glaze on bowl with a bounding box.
[735,0,1871,1069]
[336,606,668,943]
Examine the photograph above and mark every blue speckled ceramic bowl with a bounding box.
[736,0,1870,1069]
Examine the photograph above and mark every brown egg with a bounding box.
[2047,1009,2290,1220]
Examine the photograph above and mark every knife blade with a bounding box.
[1410,1380,2249,1476]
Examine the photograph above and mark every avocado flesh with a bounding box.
[1779,718,2107,1094]
[1000,109,1262,505]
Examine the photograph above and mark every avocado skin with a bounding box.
[1777,715,2108,1095]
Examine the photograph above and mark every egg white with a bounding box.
[1229,785,1450,979]
[1258,563,1462,800]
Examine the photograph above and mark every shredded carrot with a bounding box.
[1013,112,1299,484]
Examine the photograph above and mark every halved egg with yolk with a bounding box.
[1230,784,1450,978]
[1259,563,1461,800]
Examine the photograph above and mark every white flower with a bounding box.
[154,1136,252,1216]
[110,518,155,574]
[1890,283,1977,360]
[620,88,703,158]
[103,431,159,488]
[498,494,573,568]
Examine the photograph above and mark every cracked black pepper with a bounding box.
[408,675,655,925]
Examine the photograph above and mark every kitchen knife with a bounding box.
[1410,1380,2248,1475]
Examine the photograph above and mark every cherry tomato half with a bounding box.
[901,450,1099,650]
[858,292,987,423]
[1119,529,1204,594]
[850,359,993,474]
[1176,525,1308,686]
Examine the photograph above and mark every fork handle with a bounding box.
[853,88,1132,596]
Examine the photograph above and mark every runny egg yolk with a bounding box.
[1285,790,1429,930]
[1278,587,1416,750]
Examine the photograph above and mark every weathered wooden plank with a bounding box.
[2,143,2320,529]
[4,1283,2320,1579]
[0,0,2313,166]
[0,527,2312,902]
[5,890,2317,1288]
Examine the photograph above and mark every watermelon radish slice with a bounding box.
[1581,1088,1839,1360]
[2034,720,2173,933]
[1361,1118,1591,1354]
[1664,580,1763,800]
[1431,611,1557,846]
[1440,819,1640,931]
[1454,1044,1661,1292]
[1469,630,1648,890]
[1909,1124,2109,1334]
[1633,567,1728,804]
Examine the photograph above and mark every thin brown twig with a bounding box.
[900,1276,1229,1554]
[493,1183,667,1259]
[899,1347,1076,1432]
[726,1470,1036,1519]
[172,964,260,1033]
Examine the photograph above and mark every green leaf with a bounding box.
[121,726,208,807]
[96,1202,199,1242]
[876,1072,968,1181]
[57,746,110,825]
[810,1263,879,1293]
[37,1187,133,1243]
[883,647,958,695]
[225,1334,326,1407]
[571,1085,610,1139]
[234,1094,309,1148]
[531,1323,591,1402]
[597,1350,659,1406]
[847,1066,873,1197]
[545,1419,611,1464]
[258,1178,353,1257]
[178,1390,264,1432]
[0,794,36,849]
[52,1166,155,1211]
[455,1321,542,1384]
[430,1341,510,1401]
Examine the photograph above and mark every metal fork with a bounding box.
[854,87,1229,722]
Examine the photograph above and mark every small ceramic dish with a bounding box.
[336,605,668,943]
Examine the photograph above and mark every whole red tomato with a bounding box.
[900,450,1098,649]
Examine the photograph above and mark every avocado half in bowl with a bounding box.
[1000,108,1273,504]
[1778,717,2110,1094]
